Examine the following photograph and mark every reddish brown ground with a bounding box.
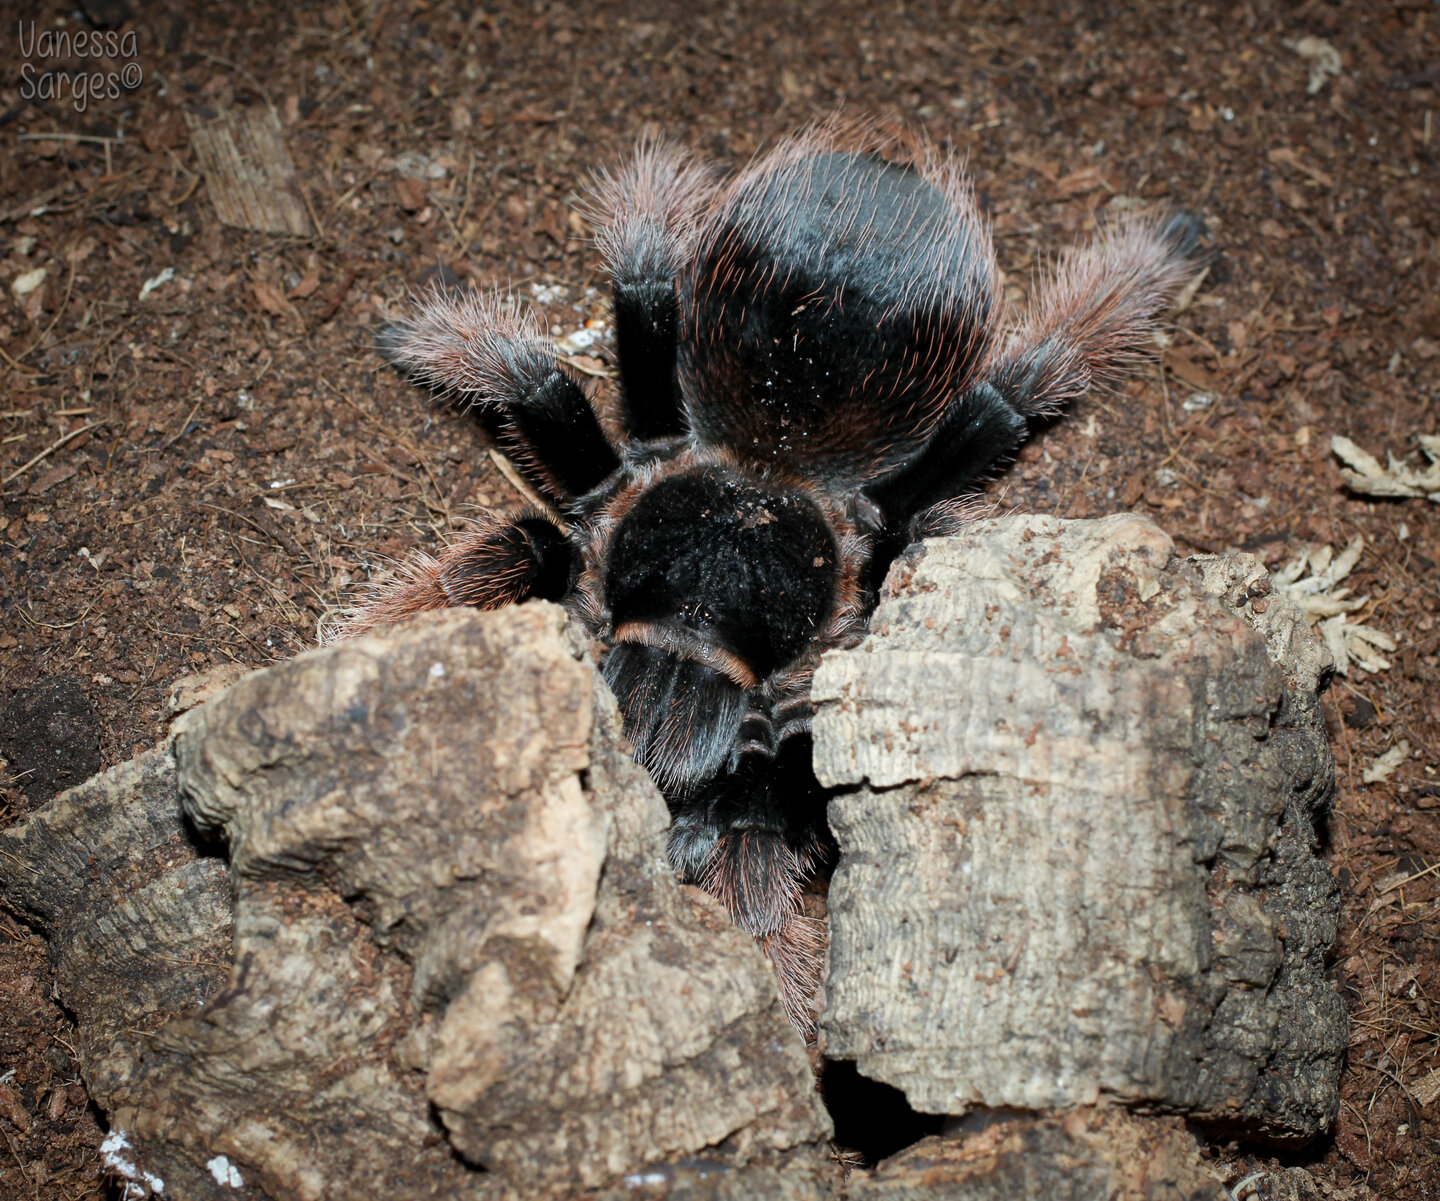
[0,0,1436,1197]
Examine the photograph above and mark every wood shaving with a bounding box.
[1331,434,1440,502]
[1270,535,1396,674]
[1411,1066,1440,1109]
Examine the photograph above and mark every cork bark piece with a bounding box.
[1,604,828,1200]
[813,514,1345,1141]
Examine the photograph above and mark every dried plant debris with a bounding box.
[1331,434,1440,502]
[1269,536,1397,674]
[1289,36,1343,94]
[1361,739,1411,785]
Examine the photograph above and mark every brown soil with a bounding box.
[1,0,1436,1197]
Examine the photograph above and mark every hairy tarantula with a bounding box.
[340,123,1199,1027]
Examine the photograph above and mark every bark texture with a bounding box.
[813,513,1345,1140]
[847,1109,1228,1201]
[0,603,829,1200]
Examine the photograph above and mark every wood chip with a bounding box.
[1412,1068,1440,1108]
[186,107,314,236]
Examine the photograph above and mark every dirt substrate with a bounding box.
[1,1,1437,1197]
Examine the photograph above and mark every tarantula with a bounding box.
[339,123,1199,1027]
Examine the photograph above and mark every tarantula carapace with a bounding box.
[340,123,1199,1027]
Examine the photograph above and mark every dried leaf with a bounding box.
[0,1083,31,1132]
[1170,265,1210,314]
[290,255,322,299]
[251,279,302,327]
[395,177,427,212]
[1164,347,1218,391]
[27,463,76,494]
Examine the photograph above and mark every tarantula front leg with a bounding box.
[335,511,569,639]
[379,290,619,501]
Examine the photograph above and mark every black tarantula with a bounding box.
[340,122,1199,1027]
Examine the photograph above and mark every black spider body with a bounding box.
[344,124,1199,1026]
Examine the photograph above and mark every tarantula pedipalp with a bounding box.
[340,124,1200,1027]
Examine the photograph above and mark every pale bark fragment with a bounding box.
[185,107,314,236]
[814,514,1345,1141]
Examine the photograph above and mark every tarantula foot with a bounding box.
[690,826,826,1033]
[332,512,569,641]
[1158,209,1207,258]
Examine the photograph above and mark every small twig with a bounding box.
[15,255,78,362]
[366,0,396,42]
[167,172,202,208]
[16,602,95,630]
[15,132,123,145]
[125,644,162,702]
[1,1124,38,1201]
[454,150,476,242]
[301,181,326,240]
[0,344,43,375]
[432,189,465,247]
[487,449,569,532]
[2,419,106,487]
[1377,860,1440,897]
[332,169,381,210]
[161,400,204,451]
[0,183,72,225]
[198,501,302,557]
[320,377,452,523]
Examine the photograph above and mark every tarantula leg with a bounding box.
[986,210,1204,417]
[761,916,827,1035]
[586,139,711,441]
[700,826,817,938]
[612,281,683,442]
[379,291,619,500]
[334,512,570,639]
[861,379,1028,534]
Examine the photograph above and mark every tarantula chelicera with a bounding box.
[340,123,1199,1026]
